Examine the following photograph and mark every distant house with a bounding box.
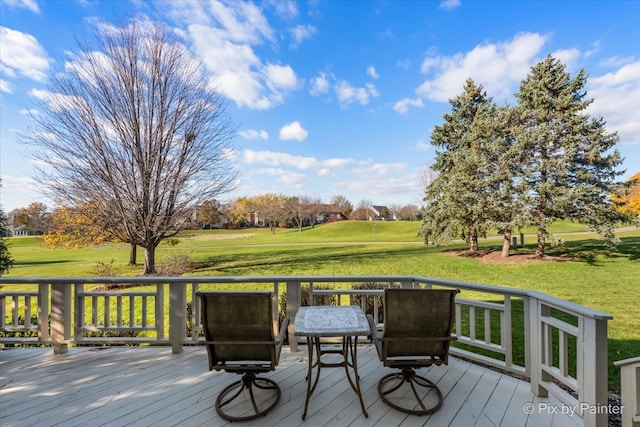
[368,205,395,221]
[316,204,347,223]
[5,210,30,236]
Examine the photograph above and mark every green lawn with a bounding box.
[3,220,639,392]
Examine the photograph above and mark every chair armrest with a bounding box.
[367,314,383,360]
[275,317,290,363]
[366,314,380,340]
[381,336,457,342]
[276,317,290,345]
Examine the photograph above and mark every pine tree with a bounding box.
[515,55,624,257]
[420,79,497,251]
[0,208,14,276]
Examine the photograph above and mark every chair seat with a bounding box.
[197,291,289,421]
[368,288,459,415]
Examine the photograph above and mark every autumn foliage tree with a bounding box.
[612,172,640,221]
[44,203,114,249]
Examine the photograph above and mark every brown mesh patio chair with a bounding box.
[367,288,459,415]
[197,291,289,421]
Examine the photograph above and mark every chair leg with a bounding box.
[215,373,281,421]
[378,368,443,415]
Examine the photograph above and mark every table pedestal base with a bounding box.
[301,336,368,420]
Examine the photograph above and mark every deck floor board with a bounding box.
[0,346,582,427]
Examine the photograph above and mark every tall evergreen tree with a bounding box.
[0,208,14,276]
[420,79,496,251]
[514,55,624,257]
[476,105,529,257]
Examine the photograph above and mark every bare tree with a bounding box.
[23,19,237,274]
[255,193,285,234]
[399,204,420,220]
[331,194,353,217]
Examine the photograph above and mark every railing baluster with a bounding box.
[469,306,476,341]
[503,295,512,368]
[129,295,135,327]
[116,295,123,328]
[104,295,110,327]
[142,296,148,327]
[484,307,491,345]
[11,295,18,327]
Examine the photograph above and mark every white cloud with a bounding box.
[367,66,379,79]
[2,0,40,13]
[239,129,269,140]
[552,48,581,70]
[290,24,316,47]
[279,121,308,141]
[600,56,636,68]
[243,149,354,172]
[264,63,299,91]
[588,61,640,145]
[30,88,87,113]
[260,168,307,186]
[309,72,330,95]
[173,1,300,110]
[439,0,461,10]
[19,108,38,115]
[0,27,51,83]
[393,97,424,114]
[0,78,13,93]
[271,1,298,20]
[207,0,274,44]
[335,80,379,106]
[417,32,547,102]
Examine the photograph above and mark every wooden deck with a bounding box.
[0,345,581,427]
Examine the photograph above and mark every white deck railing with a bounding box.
[0,275,613,427]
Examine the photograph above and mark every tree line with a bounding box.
[6,194,421,238]
[419,55,637,258]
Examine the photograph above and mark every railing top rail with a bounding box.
[0,275,612,320]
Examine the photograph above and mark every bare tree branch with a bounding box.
[22,18,238,274]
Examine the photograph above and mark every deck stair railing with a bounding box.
[0,275,613,427]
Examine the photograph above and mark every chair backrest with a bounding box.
[197,291,278,369]
[382,288,458,360]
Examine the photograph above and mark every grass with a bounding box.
[3,220,639,392]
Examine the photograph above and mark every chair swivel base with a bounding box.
[216,373,281,421]
[378,368,443,415]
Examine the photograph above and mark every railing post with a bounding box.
[169,281,185,354]
[579,316,609,427]
[286,280,301,352]
[528,297,548,397]
[38,283,50,342]
[614,356,640,427]
[50,282,71,354]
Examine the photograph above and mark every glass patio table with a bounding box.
[293,305,370,420]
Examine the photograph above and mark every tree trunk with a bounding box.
[143,245,156,275]
[469,227,479,251]
[501,228,512,257]
[129,244,137,265]
[535,227,546,258]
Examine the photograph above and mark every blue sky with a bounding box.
[1,0,639,213]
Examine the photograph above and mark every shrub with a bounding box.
[89,259,120,276]
[156,252,192,276]
[350,282,397,322]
